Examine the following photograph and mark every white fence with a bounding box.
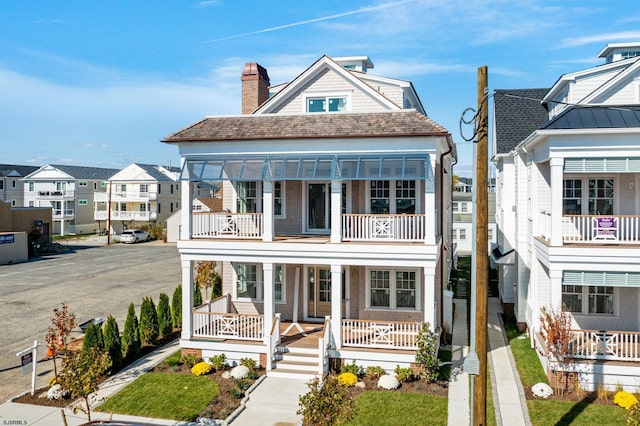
[342,214,425,241]
[342,319,423,349]
[192,213,263,238]
[539,212,640,244]
[192,312,264,341]
[570,329,640,361]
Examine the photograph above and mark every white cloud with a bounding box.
[559,30,640,48]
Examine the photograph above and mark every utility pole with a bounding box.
[473,65,489,426]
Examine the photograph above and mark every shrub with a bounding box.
[247,369,259,380]
[394,365,414,383]
[229,387,244,399]
[337,372,358,387]
[614,391,639,410]
[191,361,213,376]
[171,285,182,328]
[157,293,172,339]
[240,357,257,371]
[415,322,440,382]
[139,297,159,345]
[165,351,182,367]
[341,360,361,376]
[236,379,250,391]
[181,353,201,368]
[377,374,400,390]
[194,282,202,307]
[297,375,356,426]
[365,365,386,379]
[209,353,227,370]
[82,322,104,352]
[121,303,141,361]
[103,316,122,371]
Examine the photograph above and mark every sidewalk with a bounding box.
[230,376,307,425]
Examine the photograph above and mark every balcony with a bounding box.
[539,211,640,244]
[37,190,74,199]
[94,191,158,202]
[569,329,640,362]
[53,209,75,219]
[191,212,427,242]
[94,211,157,221]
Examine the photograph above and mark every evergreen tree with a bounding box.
[194,281,202,307]
[172,285,182,328]
[157,293,172,339]
[103,315,122,371]
[82,322,104,352]
[121,303,141,360]
[139,296,159,345]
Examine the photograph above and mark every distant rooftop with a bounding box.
[597,42,640,63]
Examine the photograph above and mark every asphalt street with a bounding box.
[0,237,181,403]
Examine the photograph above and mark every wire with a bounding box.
[459,92,492,143]
[498,92,640,112]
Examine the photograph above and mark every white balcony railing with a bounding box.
[38,190,75,198]
[94,191,158,202]
[192,212,263,238]
[342,319,423,349]
[342,214,425,241]
[94,211,157,221]
[192,312,264,341]
[539,212,640,244]
[53,209,75,219]
[570,329,640,361]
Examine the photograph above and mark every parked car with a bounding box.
[120,229,150,244]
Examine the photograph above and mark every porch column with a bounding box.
[330,181,342,243]
[425,176,436,245]
[263,181,274,241]
[180,162,192,240]
[181,259,194,340]
[423,267,436,330]
[549,268,563,311]
[331,264,342,349]
[550,157,564,246]
[263,262,275,343]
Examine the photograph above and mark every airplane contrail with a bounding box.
[202,0,418,44]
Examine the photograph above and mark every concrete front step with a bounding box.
[267,368,319,381]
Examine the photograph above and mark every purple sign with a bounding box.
[595,217,617,238]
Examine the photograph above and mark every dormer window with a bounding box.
[307,96,347,113]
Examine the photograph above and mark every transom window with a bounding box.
[307,96,347,113]
[367,268,419,310]
[562,284,614,315]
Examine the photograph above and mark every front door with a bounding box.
[307,266,346,319]
[307,183,330,233]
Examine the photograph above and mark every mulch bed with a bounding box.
[347,374,449,398]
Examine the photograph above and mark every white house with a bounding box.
[93,163,181,234]
[493,43,640,391]
[163,55,456,377]
[22,164,119,235]
[452,190,497,255]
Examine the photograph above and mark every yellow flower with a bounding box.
[614,391,639,410]
[191,361,213,377]
[337,372,358,387]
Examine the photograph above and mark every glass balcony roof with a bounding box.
[180,154,432,181]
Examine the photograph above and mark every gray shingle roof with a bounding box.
[493,89,550,154]
[162,111,450,142]
[51,164,120,180]
[135,164,176,182]
[0,164,39,178]
[542,105,640,129]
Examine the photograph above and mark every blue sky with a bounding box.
[2,1,640,177]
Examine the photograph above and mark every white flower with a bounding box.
[531,382,553,399]
[377,374,400,390]
[231,365,250,380]
[47,384,69,400]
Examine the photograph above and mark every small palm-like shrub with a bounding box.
[191,361,212,376]
[240,357,257,371]
[365,365,386,379]
[209,353,227,370]
[181,353,200,368]
[337,372,358,387]
[341,360,361,376]
[394,366,414,383]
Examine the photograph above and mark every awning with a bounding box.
[491,245,515,265]
[180,154,432,181]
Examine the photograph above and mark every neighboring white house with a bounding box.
[93,163,181,234]
[163,55,456,376]
[22,164,119,235]
[452,190,497,255]
[493,43,640,392]
[0,164,38,207]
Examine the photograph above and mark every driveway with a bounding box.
[0,237,181,403]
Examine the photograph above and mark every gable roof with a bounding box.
[162,110,450,143]
[541,105,640,130]
[254,55,406,114]
[581,58,640,104]
[0,164,39,178]
[493,89,550,154]
[24,164,120,180]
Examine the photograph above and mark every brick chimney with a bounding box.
[241,63,270,114]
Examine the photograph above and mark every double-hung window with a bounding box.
[562,285,614,315]
[563,178,614,215]
[367,268,419,310]
[274,181,284,218]
[370,180,418,214]
[237,182,258,213]
[235,263,285,302]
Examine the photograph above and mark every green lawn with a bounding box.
[503,317,627,425]
[348,392,448,426]
[97,372,219,421]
